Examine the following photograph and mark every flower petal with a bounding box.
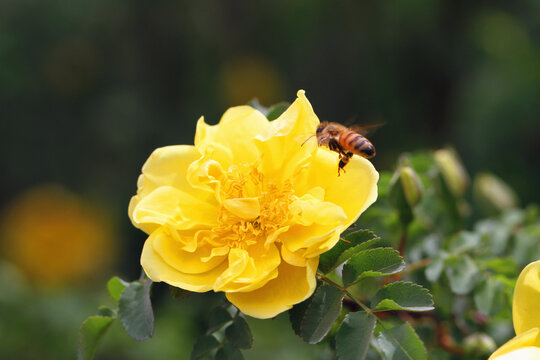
[223,197,260,220]
[513,260,540,335]
[130,186,218,234]
[226,257,318,319]
[254,90,320,181]
[489,328,540,360]
[491,346,540,360]
[141,228,229,292]
[294,148,379,228]
[195,107,268,166]
[152,226,227,274]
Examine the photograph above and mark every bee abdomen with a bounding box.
[340,131,376,158]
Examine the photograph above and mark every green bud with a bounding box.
[474,173,518,215]
[463,333,496,355]
[399,166,423,207]
[434,148,469,197]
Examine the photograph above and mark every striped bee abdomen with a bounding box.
[339,131,376,159]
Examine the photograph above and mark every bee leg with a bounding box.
[337,153,353,176]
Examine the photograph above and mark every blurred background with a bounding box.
[1,0,540,358]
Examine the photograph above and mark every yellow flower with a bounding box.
[0,185,115,287]
[128,90,378,319]
[489,260,540,359]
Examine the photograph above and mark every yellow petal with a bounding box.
[491,347,540,360]
[130,186,218,234]
[489,328,540,359]
[152,227,227,274]
[141,229,228,292]
[280,224,341,259]
[195,107,268,166]
[289,194,347,227]
[223,197,260,220]
[215,242,281,293]
[294,148,379,228]
[514,260,540,335]
[226,257,318,319]
[254,90,320,181]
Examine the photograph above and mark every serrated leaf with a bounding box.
[118,280,154,341]
[206,307,233,334]
[319,229,380,274]
[377,323,427,360]
[336,312,376,360]
[170,285,192,300]
[215,343,245,360]
[107,276,128,302]
[78,315,115,360]
[289,296,312,337]
[266,102,290,121]
[474,277,504,316]
[371,282,434,312]
[225,317,253,349]
[342,248,405,286]
[190,334,220,360]
[300,284,344,344]
[445,255,479,295]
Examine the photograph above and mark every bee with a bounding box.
[313,122,376,175]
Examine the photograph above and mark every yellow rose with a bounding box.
[128,90,378,319]
[489,260,540,359]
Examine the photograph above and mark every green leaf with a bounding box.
[206,307,233,334]
[170,285,192,300]
[371,282,434,312]
[190,334,220,360]
[107,276,128,302]
[448,231,480,254]
[225,317,253,349]
[474,277,504,316]
[215,343,245,360]
[342,248,405,286]
[377,323,427,360]
[289,296,312,337]
[425,252,448,282]
[318,229,380,274]
[300,285,344,344]
[336,312,376,360]
[97,306,116,318]
[445,255,479,295]
[118,280,154,341]
[266,102,290,121]
[78,315,115,360]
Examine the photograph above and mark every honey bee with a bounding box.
[314,122,376,175]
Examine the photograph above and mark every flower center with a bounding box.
[211,164,293,249]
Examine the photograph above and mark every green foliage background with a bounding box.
[1,1,540,359]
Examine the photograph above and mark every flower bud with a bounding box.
[464,333,497,355]
[434,148,469,197]
[399,166,424,207]
[474,173,518,215]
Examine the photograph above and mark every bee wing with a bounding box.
[349,122,385,136]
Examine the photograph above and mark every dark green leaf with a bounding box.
[225,317,253,349]
[207,307,233,334]
[170,285,192,300]
[336,312,376,360]
[107,276,128,302]
[377,323,427,360]
[289,296,312,337]
[78,315,115,360]
[118,280,154,341]
[319,229,380,274]
[266,102,290,120]
[342,248,405,286]
[445,255,479,295]
[300,285,344,344]
[215,343,245,360]
[474,277,504,316]
[97,306,116,318]
[371,282,434,312]
[190,335,220,360]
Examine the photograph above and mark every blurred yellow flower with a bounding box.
[489,260,540,360]
[0,186,114,287]
[129,90,378,319]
